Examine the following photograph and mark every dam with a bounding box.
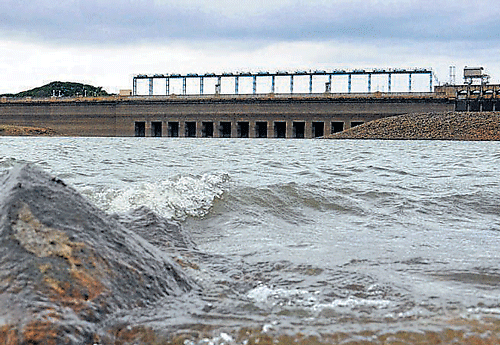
[0,67,498,138]
[0,93,454,138]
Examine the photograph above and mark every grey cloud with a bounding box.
[1,0,499,44]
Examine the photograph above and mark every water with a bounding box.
[1,137,500,342]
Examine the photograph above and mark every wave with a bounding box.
[80,176,372,228]
[82,172,230,221]
[210,182,369,222]
[2,164,500,344]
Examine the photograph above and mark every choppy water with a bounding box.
[1,137,500,342]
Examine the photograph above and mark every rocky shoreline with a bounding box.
[0,125,56,136]
[327,112,500,141]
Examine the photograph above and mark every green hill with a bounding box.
[1,81,111,98]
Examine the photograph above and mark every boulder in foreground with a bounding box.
[0,165,196,344]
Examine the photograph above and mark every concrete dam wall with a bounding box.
[0,94,454,137]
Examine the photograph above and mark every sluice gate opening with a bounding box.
[168,122,179,137]
[351,121,364,128]
[255,122,268,138]
[293,122,305,138]
[331,122,344,134]
[237,122,249,138]
[312,122,324,138]
[185,122,196,137]
[202,122,214,137]
[220,122,232,138]
[274,122,286,138]
[135,122,145,137]
[151,121,162,137]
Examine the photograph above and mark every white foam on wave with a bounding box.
[247,284,392,313]
[84,173,229,220]
[466,307,500,315]
[246,284,319,307]
[184,332,234,345]
[313,296,392,310]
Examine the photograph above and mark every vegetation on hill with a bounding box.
[0,81,110,98]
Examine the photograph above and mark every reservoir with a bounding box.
[1,137,499,343]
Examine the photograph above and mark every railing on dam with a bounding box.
[133,68,435,96]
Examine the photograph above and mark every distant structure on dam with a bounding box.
[0,67,498,138]
[132,68,435,96]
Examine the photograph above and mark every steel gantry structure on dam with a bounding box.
[132,68,435,96]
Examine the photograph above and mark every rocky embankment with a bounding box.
[327,112,500,140]
[0,125,56,136]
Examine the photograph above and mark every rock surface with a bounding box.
[0,125,56,136]
[327,112,500,140]
[0,165,197,344]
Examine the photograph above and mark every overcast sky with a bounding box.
[1,0,499,94]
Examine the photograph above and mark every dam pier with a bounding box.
[1,67,498,137]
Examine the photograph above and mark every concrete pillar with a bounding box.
[179,122,185,137]
[305,122,312,139]
[162,121,168,137]
[249,120,256,138]
[286,120,293,138]
[266,121,272,138]
[213,121,220,138]
[231,121,238,138]
[145,121,151,137]
[196,121,203,137]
